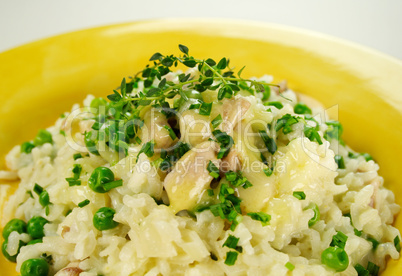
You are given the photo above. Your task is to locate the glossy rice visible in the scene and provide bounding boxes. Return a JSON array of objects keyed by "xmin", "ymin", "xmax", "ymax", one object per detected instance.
[{"xmin": 0, "ymin": 71, "xmax": 400, "ymax": 276}]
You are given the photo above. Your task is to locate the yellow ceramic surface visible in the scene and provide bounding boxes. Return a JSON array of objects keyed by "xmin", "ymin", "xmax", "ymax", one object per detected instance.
[{"xmin": 0, "ymin": 19, "xmax": 401, "ymax": 275}]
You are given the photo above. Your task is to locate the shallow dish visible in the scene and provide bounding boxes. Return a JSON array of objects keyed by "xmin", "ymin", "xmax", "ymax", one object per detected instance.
[{"xmin": 0, "ymin": 18, "xmax": 401, "ymax": 275}]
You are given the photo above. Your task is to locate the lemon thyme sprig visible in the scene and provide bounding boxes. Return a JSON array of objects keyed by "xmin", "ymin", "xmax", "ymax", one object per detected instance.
[
  {"xmin": 128, "ymin": 44, "xmax": 279, "ymax": 103},
  {"xmin": 86, "ymin": 45, "xmax": 281, "ymax": 164},
  {"xmin": 106, "ymin": 44, "xmax": 280, "ymax": 118}
]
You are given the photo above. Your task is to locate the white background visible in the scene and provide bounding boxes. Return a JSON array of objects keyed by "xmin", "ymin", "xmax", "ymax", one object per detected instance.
[{"xmin": 0, "ymin": 0, "xmax": 401, "ymax": 60}]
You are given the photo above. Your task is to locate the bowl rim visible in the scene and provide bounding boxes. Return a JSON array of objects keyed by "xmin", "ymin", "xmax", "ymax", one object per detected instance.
[{"xmin": 1, "ymin": 18, "xmax": 401, "ymax": 66}]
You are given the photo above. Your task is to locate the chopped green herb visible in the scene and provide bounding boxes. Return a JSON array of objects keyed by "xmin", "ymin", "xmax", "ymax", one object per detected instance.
[
  {"xmin": 211, "ymin": 114, "xmax": 223, "ymax": 129},
  {"xmin": 207, "ymin": 161, "xmax": 220, "ymax": 179},
  {"xmin": 207, "ymin": 189, "xmax": 214, "ymax": 197},
  {"xmin": 21, "ymin": 142, "xmax": 35, "ymax": 154},
  {"xmin": 367, "ymin": 237, "xmax": 379, "ymax": 250},
  {"xmin": 275, "ymin": 114, "xmax": 299, "ymax": 135},
  {"xmin": 354, "ymin": 228, "xmax": 362, "ymax": 237},
  {"xmin": 223, "ymin": 235, "xmax": 239, "ymax": 249},
  {"xmin": 293, "ymin": 191, "xmax": 306, "ymax": 200},
  {"xmin": 137, "ymin": 141, "xmax": 155, "ymax": 161},
  {"xmin": 73, "ymin": 153, "xmax": 83, "ymax": 160},
  {"xmin": 78, "ymin": 199, "xmax": 90, "ymax": 208},
  {"xmin": 247, "ymin": 212, "xmax": 271, "ymax": 226},
  {"xmin": 361, "ymin": 153, "xmax": 373, "ymax": 161},
  {"xmin": 330, "ymin": 231, "xmax": 348, "ymax": 249},
  {"xmin": 65, "ymin": 178, "xmax": 81, "ymax": 186},
  {"xmin": 304, "ymin": 125, "xmax": 323, "ymax": 145},
  {"xmin": 199, "ymin": 102, "xmax": 212, "ymax": 116},
  {"xmin": 84, "ymin": 131, "xmax": 99, "ymax": 156},
  {"xmin": 72, "ymin": 164, "xmax": 82, "ymax": 179},
  {"xmin": 59, "ymin": 130, "xmax": 66, "ymax": 136},
  {"xmin": 334, "ymin": 155, "xmax": 345, "ymax": 169},
  {"xmin": 394, "ymin": 235, "xmax": 401, "ymax": 252},
  {"xmin": 285, "ymin": 262, "xmax": 295, "ymax": 271},
  {"xmin": 263, "ymin": 167, "xmax": 273, "ymax": 177},
  {"xmin": 225, "ymin": 171, "xmax": 237, "ymax": 181},
  {"xmin": 324, "ymin": 121, "xmax": 343, "ymax": 143},
  {"xmin": 367, "ymin": 261, "xmax": 379, "ymax": 276},
  {"xmin": 225, "ymin": 171, "xmax": 252, "ymax": 189},
  {"xmin": 306, "ymin": 203, "xmax": 320, "ymax": 227},
  {"xmin": 264, "ymin": 101, "xmax": 283, "ymax": 109},
  {"xmin": 134, "ymin": 137, "xmax": 142, "ymax": 144},
  {"xmin": 212, "ymin": 130, "xmax": 234, "ymax": 159},
  {"xmin": 344, "ymin": 213, "xmax": 362, "ymax": 237},
  {"xmin": 159, "ymin": 142, "xmax": 191, "ymax": 171},
  {"xmin": 207, "ymin": 175, "xmax": 248, "ymax": 231},
  {"xmin": 224, "ymin": 251, "xmax": 238, "ymax": 266},
  {"xmin": 209, "ymin": 204, "xmax": 225, "ymax": 219},
  {"xmin": 163, "ymin": 125, "xmax": 177, "ymax": 140},
  {"xmin": 33, "ymin": 183, "xmax": 43, "ymax": 196},
  {"xmin": 294, "ymin": 103, "xmax": 312, "ymax": 115},
  {"xmin": 354, "ymin": 264, "xmax": 369, "ymax": 276},
  {"xmin": 348, "ymin": 152, "xmax": 373, "ymax": 162},
  {"xmin": 189, "ymin": 103, "xmax": 201, "ymax": 110},
  {"xmin": 259, "ymin": 130, "xmax": 277, "ymax": 154}
]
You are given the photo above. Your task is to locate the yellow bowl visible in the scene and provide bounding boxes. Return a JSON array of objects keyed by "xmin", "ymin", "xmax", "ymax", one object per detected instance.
[{"xmin": 0, "ymin": 19, "xmax": 401, "ymax": 275}]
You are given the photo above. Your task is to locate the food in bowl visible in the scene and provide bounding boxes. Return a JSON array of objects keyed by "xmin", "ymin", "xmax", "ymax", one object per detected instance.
[{"xmin": 0, "ymin": 45, "xmax": 400, "ymax": 275}]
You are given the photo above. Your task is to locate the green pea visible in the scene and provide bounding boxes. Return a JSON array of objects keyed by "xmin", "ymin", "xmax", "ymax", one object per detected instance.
[
  {"xmin": 2, "ymin": 219, "xmax": 27, "ymax": 240},
  {"xmin": 90, "ymin": 98, "xmax": 109, "ymax": 114},
  {"xmin": 21, "ymin": 258, "xmax": 49, "ymax": 276},
  {"xmin": 88, "ymin": 167, "xmax": 122, "ymax": 193},
  {"xmin": 39, "ymin": 191, "xmax": 50, "ymax": 207},
  {"xmin": 321, "ymin": 246, "xmax": 349, "ymax": 272},
  {"xmin": 27, "ymin": 239, "xmax": 43, "ymax": 246},
  {"xmin": 93, "ymin": 207, "xmax": 119, "ymax": 231},
  {"xmin": 27, "ymin": 216, "xmax": 48, "ymax": 239},
  {"xmin": 2, "ymin": 240, "xmax": 26, "ymax": 263},
  {"xmin": 33, "ymin": 129, "xmax": 53, "ymax": 146},
  {"xmin": 84, "ymin": 131, "xmax": 100, "ymax": 155}
]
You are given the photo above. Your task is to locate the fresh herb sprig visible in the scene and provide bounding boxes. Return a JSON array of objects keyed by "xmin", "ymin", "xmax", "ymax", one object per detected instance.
[{"xmin": 85, "ymin": 45, "xmax": 279, "ymax": 164}]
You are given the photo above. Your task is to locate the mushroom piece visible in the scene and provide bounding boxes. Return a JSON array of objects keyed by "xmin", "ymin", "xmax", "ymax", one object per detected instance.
[
  {"xmin": 219, "ymin": 98, "xmax": 251, "ymax": 135},
  {"xmin": 220, "ymin": 148, "xmax": 242, "ymax": 173},
  {"xmin": 54, "ymin": 262, "xmax": 83, "ymax": 276},
  {"xmin": 179, "ymin": 109, "xmax": 212, "ymax": 148},
  {"xmin": 164, "ymin": 141, "xmax": 219, "ymax": 213},
  {"xmin": 140, "ymin": 108, "xmax": 175, "ymax": 149}
]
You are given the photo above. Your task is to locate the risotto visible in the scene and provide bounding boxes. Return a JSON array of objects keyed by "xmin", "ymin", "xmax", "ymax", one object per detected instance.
[{"xmin": 0, "ymin": 45, "xmax": 400, "ymax": 276}]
